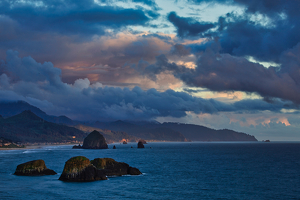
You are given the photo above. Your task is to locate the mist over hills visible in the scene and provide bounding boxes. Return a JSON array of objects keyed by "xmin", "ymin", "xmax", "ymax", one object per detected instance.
[{"xmin": 0, "ymin": 101, "xmax": 258, "ymax": 142}]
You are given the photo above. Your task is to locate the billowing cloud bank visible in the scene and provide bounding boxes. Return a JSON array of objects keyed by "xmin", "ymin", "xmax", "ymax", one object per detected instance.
[
  {"xmin": 0, "ymin": 50, "xmax": 293, "ymax": 121},
  {"xmin": 139, "ymin": 42, "xmax": 300, "ymax": 104}
]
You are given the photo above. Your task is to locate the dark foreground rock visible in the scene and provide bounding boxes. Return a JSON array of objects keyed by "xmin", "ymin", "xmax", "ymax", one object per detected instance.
[
  {"xmin": 58, "ymin": 156, "xmax": 107, "ymax": 182},
  {"xmin": 127, "ymin": 166, "xmax": 142, "ymax": 175},
  {"xmin": 137, "ymin": 141, "xmax": 144, "ymax": 148},
  {"xmin": 91, "ymin": 158, "xmax": 142, "ymax": 176},
  {"xmin": 82, "ymin": 130, "xmax": 108, "ymax": 149},
  {"xmin": 14, "ymin": 160, "xmax": 57, "ymax": 176},
  {"xmin": 59, "ymin": 156, "xmax": 141, "ymax": 182}
]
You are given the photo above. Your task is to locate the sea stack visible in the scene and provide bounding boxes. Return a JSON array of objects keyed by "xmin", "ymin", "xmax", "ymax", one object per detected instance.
[
  {"xmin": 59, "ymin": 156, "xmax": 142, "ymax": 182},
  {"xmin": 137, "ymin": 140, "xmax": 145, "ymax": 148},
  {"xmin": 139, "ymin": 139, "xmax": 147, "ymax": 144},
  {"xmin": 14, "ymin": 160, "xmax": 57, "ymax": 176},
  {"xmin": 82, "ymin": 130, "xmax": 108, "ymax": 149},
  {"xmin": 58, "ymin": 156, "xmax": 107, "ymax": 182},
  {"xmin": 91, "ymin": 158, "xmax": 142, "ymax": 176}
]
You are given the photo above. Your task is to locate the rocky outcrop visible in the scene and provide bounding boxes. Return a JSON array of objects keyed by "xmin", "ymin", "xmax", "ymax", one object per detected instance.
[
  {"xmin": 128, "ymin": 166, "xmax": 142, "ymax": 175},
  {"xmin": 58, "ymin": 156, "xmax": 107, "ymax": 182},
  {"xmin": 72, "ymin": 144, "xmax": 82, "ymax": 149},
  {"xmin": 137, "ymin": 141, "xmax": 144, "ymax": 148},
  {"xmin": 82, "ymin": 130, "xmax": 108, "ymax": 149},
  {"xmin": 91, "ymin": 158, "xmax": 141, "ymax": 176},
  {"xmin": 139, "ymin": 139, "xmax": 147, "ymax": 144},
  {"xmin": 59, "ymin": 156, "xmax": 141, "ymax": 182},
  {"xmin": 14, "ymin": 160, "xmax": 57, "ymax": 176}
]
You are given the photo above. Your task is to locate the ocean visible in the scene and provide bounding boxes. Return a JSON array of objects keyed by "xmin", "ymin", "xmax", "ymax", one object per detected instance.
[{"xmin": 0, "ymin": 142, "xmax": 299, "ymax": 200}]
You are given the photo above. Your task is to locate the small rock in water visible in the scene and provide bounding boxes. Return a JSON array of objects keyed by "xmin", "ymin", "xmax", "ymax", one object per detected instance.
[
  {"xmin": 113, "ymin": 145, "xmax": 116, "ymax": 149},
  {"xmin": 14, "ymin": 160, "xmax": 57, "ymax": 176},
  {"xmin": 72, "ymin": 144, "xmax": 82, "ymax": 149},
  {"xmin": 127, "ymin": 167, "xmax": 142, "ymax": 175},
  {"xmin": 137, "ymin": 141, "xmax": 144, "ymax": 148}
]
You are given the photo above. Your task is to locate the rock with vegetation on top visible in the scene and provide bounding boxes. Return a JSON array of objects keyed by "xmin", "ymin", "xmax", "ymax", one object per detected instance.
[
  {"xmin": 137, "ymin": 141, "xmax": 145, "ymax": 148},
  {"xmin": 82, "ymin": 130, "xmax": 108, "ymax": 149},
  {"xmin": 58, "ymin": 156, "xmax": 107, "ymax": 182},
  {"xmin": 14, "ymin": 160, "xmax": 57, "ymax": 176},
  {"xmin": 59, "ymin": 156, "xmax": 141, "ymax": 182},
  {"xmin": 91, "ymin": 158, "xmax": 142, "ymax": 176}
]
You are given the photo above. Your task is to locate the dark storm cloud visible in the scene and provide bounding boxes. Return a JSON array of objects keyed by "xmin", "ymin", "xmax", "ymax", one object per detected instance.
[
  {"xmin": 135, "ymin": 54, "xmax": 189, "ymax": 81},
  {"xmin": 234, "ymin": 0, "xmax": 300, "ymax": 17},
  {"xmin": 170, "ymin": 44, "xmax": 191, "ymax": 57},
  {"xmin": 169, "ymin": 0, "xmax": 300, "ymax": 63},
  {"xmin": 0, "ymin": 12, "xmax": 174, "ymax": 86},
  {"xmin": 167, "ymin": 12, "xmax": 215, "ymax": 37},
  {"xmin": 0, "ymin": 0, "xmax": 158, "ymax": 36},
  {"xmin": 183, "ymin": 88, "xmax": 208, "ymax": 93},
  {"xmin": 216, "ymin": 12, "xmax": 300, "ymax": 63},
  {"xmin": 132, "ymin": 0, "xmax": 158, "ymax": 8},
  {"xmin": 138, "ymin": 41, "xmax": 300, "ymax": 104},
  {"xmin": 0, "ymin": 50, "xmax": 291, "ymax": 121}
]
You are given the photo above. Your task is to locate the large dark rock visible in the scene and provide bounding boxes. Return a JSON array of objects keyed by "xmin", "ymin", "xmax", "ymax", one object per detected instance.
[
  {"xmin": 82, "ymin": 130, "xmax": 108, "ymax": 149},
  {"xmin": 91, "ymin": 158, "xmax": 142, "ymax": 176},
  {"xmin": 139, "ymin": 139, "xmax": 147, "ymax": 144},
  {"xmin": 14, "ymin": 160, "xmax": 57, "ymax": 176},
  {"xmin": 91, "ymin": 158, "xmax": 130, "ymax": 176},
  {"xmin": 59, "ymin": 156, "xmax": 107, "ymax": 182},
  {"xmin": 127, "ymin": 167, "xmax": 142, "ymax": 175},
  {"xmin": 137, "ymin": 141, "xmax": 144, "ymax": 148},
  {"xmin": 59, "ymin": 156, "xmax": 142, "ymax": 181}
]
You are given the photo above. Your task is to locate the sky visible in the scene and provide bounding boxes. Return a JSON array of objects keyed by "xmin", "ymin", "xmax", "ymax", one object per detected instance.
[{"xmin": 1, "ymin": 0, "xmax": 300, "ymax": 140}]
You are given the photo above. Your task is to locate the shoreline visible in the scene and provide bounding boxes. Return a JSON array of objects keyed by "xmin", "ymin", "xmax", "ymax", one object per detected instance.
[
  {"xmin": 0, "ymin": 143, "xmax": 77, "ymax": 151},
  {"xmin": 1, "ymin": 141, "xmax": 298, "ymax": 151}
]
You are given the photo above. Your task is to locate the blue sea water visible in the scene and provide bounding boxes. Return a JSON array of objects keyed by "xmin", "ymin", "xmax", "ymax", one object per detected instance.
[{"xmin": 0, "ymin": 142, "xmax": 300, "ymax": 200}]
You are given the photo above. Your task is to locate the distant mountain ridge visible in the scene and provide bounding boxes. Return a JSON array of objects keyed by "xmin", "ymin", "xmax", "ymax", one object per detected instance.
[
  {"xmin": 0, "ymin": 100, "xmax": 258, "ymax": 142},
  {"xmin": 159, "ymin": 122, "xmax": 257, "ymax": 141},
  {"xmin": 90, "ymin": 120, "xmax": 257, "ymax": 142},
  {"xmin": 92, "ymin": 120, "xmax": 187, "ymax": 141},
  {"xmin": 0, "ymin": 110, "xmax": 86, "ymax": 143},
  {"xmin": 0, "ymin": 101, "xmax": 76, "ymax": 125}
]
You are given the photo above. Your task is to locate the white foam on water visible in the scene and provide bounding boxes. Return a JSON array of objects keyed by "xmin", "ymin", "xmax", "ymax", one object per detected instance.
[{"xmin": 22, "ymin": 150, "xmax": 39, "ymax": 154}]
